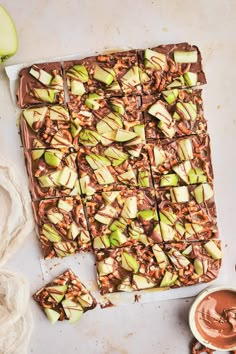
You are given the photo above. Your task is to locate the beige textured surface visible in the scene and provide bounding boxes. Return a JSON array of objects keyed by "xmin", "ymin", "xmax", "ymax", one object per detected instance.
[{"xmin": 0, "ymin": 0, "xmax": 236, "ymax": 353}]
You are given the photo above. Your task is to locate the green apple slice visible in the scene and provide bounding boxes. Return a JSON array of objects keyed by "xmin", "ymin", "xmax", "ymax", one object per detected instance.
[
  {"xmin": 38, "ymin": 170, "xmax": 61, "ymax": 188},
  {"xmin": 79, "ymin": 175, "xmax": 96, "ymax": 196},
  {"xmin": 67, "ymin": 64, "xmax": 88, "ymax": 82},
  {"xmin": 137, "ymin": 209, "xmax": 158, "ymax": 221},
  {"xmin": 94, "ymin": 167, "xmax": 114, "ymax": 185},
  {"xmin": 148, "ymin": 101, "xmax": 172, "ymax": 125},
  {"xmin": 44, "ymin": 308, "xmax": 60, "ymax": 324},
  {"xmin": 160, "ymin": 222, "xmax": 175, "ymax": 241},
  {"xmin": 85, "ymin": 154, "xmax": 111, "ymax": 170},
  {"xmin": 117, "ymin": 167, "xmax": 137, "ymax": 186},
  {"xmin": 174, "ymin": 51, "xmax": 198, "ymax": 63},
  {"xmin": 101, "ymin": 191, "xmax": 120, "ymax": 204},
  {"xmin": 31, "ymin": 88, "xmax": 57, "ymax": 103},
  {"xmin": 162, "ymin": 89, "xmax": 179, "ymax": 104},
  {"xmin": 117, "ymin": 277, "xmax": 133, "ymax": 292},
  {"xmin": 42, "ymin": 224, "xmax": 61, "ymax": 242},
  {"xmin": 77, "ymin": 293, "xmax": 94, "ymax": 308},
  {"xmin": 177, "ymin": 138, "xmax": 193, "ymax": 160},
  {"xmin": 132, "ymin": 275, "xmax": 155, "ymax": 290},
  {"xmin": 167, "ymin": 248, "xmax": 190, "ymax": 268},
  {"xmin": 62, "ymin": 300, "xmax": 84, "ymax": 324},
  {"xmin": 79, "ymin": 129, "xmax": 101, "ymax": 146},
  {"xmin": 184, "ymin": 72, "xmax": 197, "ymax": 87},
  {"xmin": 138, "ymin": 170, "xmax": 150, "ymax": 187},
  {"xmin": 94, "ymin": 65, "xmax": 115, "ymax": 85},
  {"xmin": 204, "ymin": 241, "xmax": 223, "ymax": 260},
  {"xmin": 176, "ymin": 101, "xmax": 197, "ymax": 121},
  {"xmin": 172, "ymin": 161, "xmax": 192, "ymax": 184},
  {"xmin": 121, "ymin": 252, "xmax": 139, "ymax": 272},
  {"xmin": 94, "ymin": 205, "xmax": 117, "ymax": 224},
  {"xmin": 46, "ymin": 285, "xmax": 68, "ymax": 303},
  {"xmin": 44, "ymin": 150, "xmax": 63, "ymax": 167},
  {"xmin": 191, "ymin": 183, "xmax": 214, "ymax": 203},
  {"xmin": 58, "ymin": 199, "xmax": 73, "ymax": 212},
  {"xmin": 121, "ymin": 196, "xmax": 137, "ymax": 219},
  {"xmin": 114, "ymin": 129, "xmax": 137, "ymax": 142},
  {"xmin": 93, "ymin": 235, "xmax": 110, "ymax": 249},
  {"xmin": 153, "ymin": 146, "xmax": 166, "ymax": 166},
  {"xmin": 98, "ymin": 257, "xmax": 115, "ymax": 276},
  {"xmin": 49, "ymin": 106, "xmax": 69, "ymax": 121},
  {"xmin": 194, "ymin": 258, "xmax": 204, "ymax": 276},
  {"xmin": 71, "ymin": 80, "xmax": 86, "ymax": 96},
  {"xmin": 29, "ymin": 65, "xmax": 53, "ymax": 86},
  {"xmin": 152, "ymin": 244, "xmax": 169, "ymax": 269},
  {"xmin": 158, "ymin": 121, "xmax": 175, "ymax": 138},
  {"xmin": 54, "ymin": 241, "xmax": 77, "ymax": 257},
  {"xmin": 160, "ymin": 174, "xmax": 179, "ymax": 187},
  {"xmin": 0, "ymin": 5, "xmax": 18, "ymax": 63},
  {"xmin": 109, "ymin": 217, "xmax": 127, "ymax": 232},
  {"xmin": 96, "ymin": 112, "xmax": 123, "ymax": 134},
  {"xmin": 58, "ymin": 166, "xmax": 77, "ymax": 189},
  {"xmin": 109, "ymin": 98, "xmax": 125, "ymax": 115},
  {"xmin": 32, "ymin": 150, "xmax": 45, "ymax": 160},
  {"xmin": 144, "ymin": 49, "xmax": 166, "ymax": 70},
  {"xmin": 47, "ymin": 209, "xmax": 63, "ymax": 224},
  {"xmin": 121, "ymin": 66, "xmax": 140, "ymax": 88},
  {"xmin": 23, "ymin": 106, "xmax": 47, "ymax": 130},
  {"xmin": 67, "ymin": 222, "xmax": 80, "ymax": 239},
  {"xmin": 170, "ymin": 186, "xmax": 190, "ymax": 203},
  {"xmin": 110, "ymin": 230, "xmax": 128, "ymax": 247},
  {"xmin": 167, "ymin": 75, "xmax": 185, "ymax": 89},
  {"xmin": 159, "ymin": 210, "xmax": 177, "ymax": 225},
  {"xmin": 160, "ymin": 271, "xmax": 178, "ymax": 287},
  {"xmin": 50, "ymin": 75, "xmax": 64, "ymax": 90}
]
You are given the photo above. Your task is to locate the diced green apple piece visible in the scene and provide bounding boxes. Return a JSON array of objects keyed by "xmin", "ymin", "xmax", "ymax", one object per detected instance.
[
  {"xmin": 121, "ymin": 196, "xmax": 137, "ymax": 219},
  {"xmin": 100, "ymin": 130, "xmax": 117, "ymax": 146},
  {"xmin": 176, "ymin": 102, "xmax": 197, "ymax": 121},
  {"xmin": 204, "ymin": 241, "xmax": 223, "ymax": 260},
  {"xmin": 121, "ymin": 252, "xmax": 139, "ymax": 272},
  {"xmin": 67, "ymin": 222, "xmax": 80, "ymax": 239},
  {"xmin": 128, "ymin": 223, "xmax": 144, "ymax": 240},
  {"xmin": 96, "ymin": 112, "xmax": 123, "ymax": 134},
  {"xmin": 44, "ymin": 308, "xmax": 60, "ymax": 324},
  {"xmin": 32, "ymin": 149, "xmax": 45, "ymax": 160},
  {"xmin": 58, "ymin": 199, "xmax": 73, "ymax": 212},
  {"xmin": 173, "ymin": 112, "xmax": 181, "ymax": 120},
  {"xmin": 153, "ymin": 146, "xmax": 166, "ymax": 166},
  {"xmin": 109, "ymin": 98, "xmax": 125, "ymax": 115},
  {"xmin": 46, "ymin": 285, "xmax": 67, "ymax": 303},
  {"xmin": 58, "ymin": 166, "xmax": 77, "ymax": 189},
  {"xmin": 133, "ymin": 275, "xmax": 155, "ymax": 290},
  {"xmin": 110, "ymin": 230, "xmax": 128, "ymax": 247},
  {"xmin": 144, "ymin": 49, "xmax": 166, "ymax": 70},
  {"xmin": 117, "ymin": 167, "xmax": 137, "ymax": 186},
  {"xmin": 93, "ymin": 235, "xmax": 110, "ymax": 249},
  {"xmin": 54, "ymin": 241, "xmax": 77, "ymax": 257},
  {"xmin": 137, "ymin": 209, "xmax": 158, "ymax": 221},
  {"xmin": 148, "ymin": 101, "xmax": 172, "ymax": 125},
  {"xmin": 23, "ymin": 106, "xmax": 47, "ymax": 130},
  {"xmin": 109, "ymin": 217, "xmax": 127, "ymax": 232},
  {"xmin": 50, "ymin": 75, "xmax": 63, "ymax": 90},
  {"xmin": 192, "ymin": 183, "xmax": 214, "ymax": 203},
  {"xmin": 38, "ymin": 170, "xmax": 61, "ymax": 188},
  {"xmin": 117, "ymin": 277, "xmax": 133, "ymax": 292},
  {"xmin": 79, "ymin": 175, "xmax": 96, "ymax": 196},
  {"xmin": 121, "ymin": 66, "xmax": 140, "ymax": 88},
  {"xmin": 162, "ymin": 89, "xmax": 179, "ymax": 104},
  {"xmin": 170, "ymin": 186, "xmax": 190, "ymax": 203},
  {"xmin": 167, "ymin": 76, "xmax": 185, "ymax": 89},
  {"xmin": 160, "ymin": 210, "xmax": 177, "ymax": 225},
  {"xmin": 160, "ymin": 174, "xmax": 179, "ymax": 187},
  {"xmin": 29, "ymin": 66, "xmax": 52, "ymax": 85},
  {"xmin": 174, "ymin": 50, "xmax": 198, "ymax": 63},
  {"xmin": 177, "ymin": 138, "xmax": 194, "ymax": 160},
  {"xmin": 71, "ymin": 64, "xmax": 89, "ymax": 82},
  {"xmin": 184, "ymin": 72, "xmax": 197, "ymax": 87},
  {"xmin": 47, "ymin": 210, "xmax": 63, "ymax": 224},
  {"xmin": 0, "ymin": 5, "xmax": 18, "ymax": 63},
  {"xmin": 134, "ymin": 124, "xmax": 146, "ymax": 143},
  {"xmin": 175, "ymin": 222, "xmax": 185, "ymax": 236},
  {"xmin": 106, "ymin": 81, "xmax": 121, "ymax": 92},
  {"xmin": 86, "ymin": 154, "xmax": 111, "ymax": 170},
  {"xmin": 94, "ymin": 205, "xmax": 117, "ymax": 224},
  {"xmin": 85, "ymin": 93, "xmax": 102, "ymax": 110},
  {"xmin": 93, "ymin": 65, "xmax": 115, "ymax": 85},
  {"xmin": 151, "ymin": 224, "xmax": 162, "ymax": 243},
  {"xmin": 50, "ymin": 132, "xmax": 73, "ymax": 148},
  {"xmin": 32, "ymin": 139, "xmax": 45, "ymax": 149},
  {"xmin": 188, "ymin": 173, "xmax": 207, "ymax": 184},
  {"xmin": 49, "ymin": 106, "xmax": 69, "ymax": 121},
  {"xmin": 114, "ymin": 129, "xmax": 137, "ymax": 142},
  {"xmin": 101, "ymin": 191, "xmax": 120, "ymax": 204},
  {"xmin": 160, "ymin": 271, "xmax": 178, "ymax": 287},
  {"xmin": 98, "ymin": 257, "xmax": 115, "ymax": 276},
  {"xmin": 62, "ymin": 299, "xmax": 84, "ymax": 324},
  {"xmin": 42, "ymin": 224, "xmax": 61, "ymax": 242},
  {"xmin": 31, "ymin": 88, "xmax": 56, "ymax": 103},
  {"xmin": 44, "ymin": 150, "xmax": 63, "ymax": 167},
  {"xmin": 194, "ymin": 258, "xmax": 204, "ymax": 276},
  {"xmin": 160, "ymin": 221, "xmax": 175, "ymax": 241},
  {"xmin": 173, "ymin": 161, "xmax": 192, "ymax": 184},
  {"xmin": 138, "ymin": 67, "xmax": 150, "ymax": 83},
  {"xmin": 158, "ymin": 121, "xmax": 176, "ymax": 138},
  {"xmin": 168, "ymin": 248, "xmax": 190, "ymax": 268},
  {"xmin": 152, "ymin": 244, "xmax": 169, "ymax": 269},
  {"xmin": 94, "ymin": 167, "xmax": 114, "ymax": 185},
  {"xmin": 71, "ymin": 80, "xmax": 86, "ymax": 96},
  {"xmin": 77, "ymin": 293, "xmax": 94, "ymax": 308},
  {"xmin": 79, "ymin": 129, "xmax": 101, "ymax": 146}
]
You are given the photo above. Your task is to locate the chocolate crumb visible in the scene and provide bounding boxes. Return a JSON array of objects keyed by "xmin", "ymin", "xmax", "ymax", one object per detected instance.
[
  {"xmin": 100, "ymin": 299, "xmax": 115, "ymax": 309},
  {"xmin": 134, "ymin": 295, "xmax": 141, "ymax": 303}
]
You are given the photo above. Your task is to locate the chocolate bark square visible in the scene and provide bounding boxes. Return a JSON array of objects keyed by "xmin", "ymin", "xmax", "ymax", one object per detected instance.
[
  {"xmin": 77, "ymin": 144, "xmax": 152, "ymax": 195},
  {"xmin": 20, "ymin": 105, "xmax": 76, "ymax": 150},
  {"xmin": 96, "ymin": 240, "xmax": 222, "ymax": 294},
  {"xmin": 33, "ymin": 269, "xmax": 96, "ymax": 323},
  {"xmin": 17, "ymin": 62, "xmax": 65, "ymax": 108},
  {"xmin": 32, "ymin": 196, "xmax": 91, "ymax": 258},
  {"xmin": 142, "ymin": 89, "xmax": 207, "ymax": 139},
  {"xmin": 85, "ymin": 189, "xmax": 161, "ymax": 249},
  {"xmin": 64, "ymin": 50, "xmax": 141, "ymax": 103},
  {"xmin": 138, "ymin": 42, "xmax": 206, "ymax": 95},
  {"xmin": 24, "ymin": 148, "xmax": 80, "ymax": 200},
  {"xmin": 146, "ymin": 135, "xmax": 213, "ymax": 188}
]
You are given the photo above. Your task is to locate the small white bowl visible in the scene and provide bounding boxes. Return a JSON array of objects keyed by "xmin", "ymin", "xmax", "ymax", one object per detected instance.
[{"xmin": 189, "ymin": 286, "xmax": 236, "ymax": 352}]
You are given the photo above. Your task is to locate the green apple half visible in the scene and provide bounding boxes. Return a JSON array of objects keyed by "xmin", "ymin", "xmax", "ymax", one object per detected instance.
[{"xmin": 0, "ymin": 5, "xmax": 18, "ymax": 63}]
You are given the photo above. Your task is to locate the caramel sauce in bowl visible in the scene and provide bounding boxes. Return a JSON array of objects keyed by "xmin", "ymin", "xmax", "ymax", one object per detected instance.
[{"xmin": 189, "ymin": 286, "xmax": 236, "ymax": 351}]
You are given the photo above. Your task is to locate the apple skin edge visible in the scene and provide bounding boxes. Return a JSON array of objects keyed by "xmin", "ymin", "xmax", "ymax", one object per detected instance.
[{"xmin": 0, "ymin": 5, "xmax": 18, "ymax": 63}]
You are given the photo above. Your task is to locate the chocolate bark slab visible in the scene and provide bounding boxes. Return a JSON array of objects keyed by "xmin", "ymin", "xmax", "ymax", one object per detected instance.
[
  {"xmin": 138, "ymin": 42, "xmax": 207, "ymax": 95},
  {"xmin": 20, "ymin": 105, "xmax": 76, "ymax": 150},
  {"xmin": 24, "ymin": 148, "xmax": 80, "ymax": 200},
  {"xmin": 64, "ymin": 50, "xmax": 141, "ymax": 103},
  {"xmin": 142, "ymin": 89, "xmax": 207, "ymax": 139},
  {"xmin": 96, "ymin": 240, "xmax": 222, "ymax": 294},
  {"xmin": 77, "ymin": 144, "xmax": 152, "ymax": 195},
  {"xmin": 146, "ymin": 135, "xmax": 213, "ymax": 188},
  {"xmin": 68, "ymin": 95, "xmax": 144, "ymax": 149},
  {"xmin": 157, "ymin": 199, "xmax": 218, "ymax": 242},
  {"xmin": 33, "ymin": 269, "xmax": 97, "ymax": 324},
  {"xmin": 17, "ymin": 62, "xmax": 65, "ymax": 108},
  {"xmin": 155, "ymin": 183, "xmax": 217, "ymax": 242},
  {"xmin": 85, "ymin": 189, "xmax": 161, "ymax": 249},
  {"xmin": 32, "ymin": 196, "xmax": 91, "ymax": 259}
]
